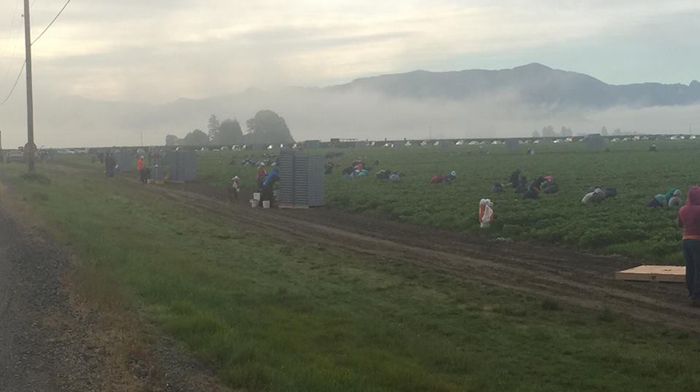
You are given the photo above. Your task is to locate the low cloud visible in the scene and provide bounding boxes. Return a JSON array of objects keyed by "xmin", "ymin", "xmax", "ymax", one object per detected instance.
[{"xmin": 0, "ymin": 87, "xmax": 698, "ymax": 148}]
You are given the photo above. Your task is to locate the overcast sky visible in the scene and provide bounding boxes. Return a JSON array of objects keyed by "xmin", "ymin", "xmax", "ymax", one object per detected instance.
[{"xmin": 0, "ymin": 0, "xmax": 699, "ymax": 104}]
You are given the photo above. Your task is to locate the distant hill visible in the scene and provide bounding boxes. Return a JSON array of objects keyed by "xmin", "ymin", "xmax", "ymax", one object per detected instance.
[
  {"xmin": 328, "ymin": 63, "xmax": 700, "ymax": 108},
  {"xmin": 3, "ymin": 63, "xmax": 699, "ymax": 148}
]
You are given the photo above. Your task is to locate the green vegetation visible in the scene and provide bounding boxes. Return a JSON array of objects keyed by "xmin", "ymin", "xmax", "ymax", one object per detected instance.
[
  {"xmin": 197, "ymin": 141, "xmax": 700, "ymax": 263},
  {"xmin": 3, "ymin": 162, "xmax": 700, "ymax": 391}
]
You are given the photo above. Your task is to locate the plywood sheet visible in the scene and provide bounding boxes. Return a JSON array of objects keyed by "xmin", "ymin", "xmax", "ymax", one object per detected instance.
[{"xmin": 615, "ymin": 265, "xmax": 685, "ymax": 283}]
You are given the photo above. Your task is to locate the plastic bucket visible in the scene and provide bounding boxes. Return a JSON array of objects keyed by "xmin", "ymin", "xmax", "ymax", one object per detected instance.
[
  {"xmin": 253, "ymin": 193, "xmax": 261, "ymax": 201},
  {"xmin": 262, "ymin": 200, "xmax": 270, "ymax": 209},
  {"xmin": 250, "ymin": 199, "xmax": 257, "ymax": 208}
]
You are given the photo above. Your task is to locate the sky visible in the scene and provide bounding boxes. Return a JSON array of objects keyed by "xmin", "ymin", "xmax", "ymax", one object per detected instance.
[
  {"xmin": 0, "ymin": 0, "xmax": 699, "ymax": 147},
  {"xmin": 0, "ymin": 0, "xmax": 699, "ymax": 104}
]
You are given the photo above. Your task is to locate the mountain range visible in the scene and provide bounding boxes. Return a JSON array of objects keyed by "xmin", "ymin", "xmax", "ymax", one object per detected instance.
[
  {"xmin": 2, "ymin": 63, "xmax": 699, "ymax": 148},
  {"xmin": 328, "ymin": 63, "xmax": 700, "ymax": 108}
]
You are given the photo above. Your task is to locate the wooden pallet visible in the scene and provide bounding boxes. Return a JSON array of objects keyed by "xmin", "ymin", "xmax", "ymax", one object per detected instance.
[{"xmin": 615, "ymin": 265, "xmax": 685, "ymax": 283}]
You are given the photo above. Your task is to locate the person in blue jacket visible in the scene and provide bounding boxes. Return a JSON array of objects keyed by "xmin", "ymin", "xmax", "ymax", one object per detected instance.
[{"xmin": 260, "ymin": 167, "xmax": 280, "ymax": 207}]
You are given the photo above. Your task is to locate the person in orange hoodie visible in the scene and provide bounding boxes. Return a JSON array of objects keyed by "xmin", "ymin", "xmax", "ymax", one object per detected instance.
[
  {"xmin": 678, "ymin": 186, "xmax": 700, "ymax": 306},
  {"xmin": 137, "ymin": 156, "xmax": 147, "ymax": 183}
]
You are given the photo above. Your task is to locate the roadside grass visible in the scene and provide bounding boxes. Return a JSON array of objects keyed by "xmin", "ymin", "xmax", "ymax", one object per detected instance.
[{"xmin": 3, "ymin": 162, "xmax": 700, "ymax": 391}]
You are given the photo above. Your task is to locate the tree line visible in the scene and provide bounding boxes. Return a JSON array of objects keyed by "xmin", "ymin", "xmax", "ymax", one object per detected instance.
[{"xmin": 166, "ymin": 110, "xmax": 295, "ymax": 146}]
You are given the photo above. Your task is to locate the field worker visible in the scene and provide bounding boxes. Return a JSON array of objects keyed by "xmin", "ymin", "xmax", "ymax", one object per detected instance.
[
  {"xmin": 669, "ymin": 189, "xmax": 683, "ymax": 207},
  {"xmin": 582, "ymin": 188, "xmax": 606, "ymax": 204},
  {"xmin": 228, "ymin": 176, "xmax": 240, "ymax": 201},
  {"xmin": 522, "ymin": 186, "xmax": 540, "ymax": 199},
  {"xmin": 260, "ymin": 168, "xmax": 280, "ymax": 207},
  {"xmin": 137, "ymin": 156, "xmax": 146, "ymax": 183},
  {"xmin": 677, "ymin": 186, "xmax": 700, "ymax": 306},
  {"xmin": 646, "ymin": 194, "xmax": 667, "ymax": 208},
  {"xmin": 479, "ymin": 199, "xmax": 494, "ymax": 228},
  {"xmin": 256, "ymin": 163, "xmax": 267, "ymax": 189},
  {"xmin": 507, "ymin": 170, "xmax": 521, "ymax": 188},
  {"xmin": 429, "ymin": 174, "xmax": 444, "ymax": 184},
  {"xmin": 515, "ymin": 176, "xmax": 528, "ymax": 194},
  {"xmin": 389, "ymin": 172, "xmax": 401, "ymax": 181},
  {"xmin": 105, "ymin": 152, "xmax": 116, "ymax": 178},
  {"xmin": 665, "ymin": 188, "xmax": 680, "ymax": 203}
]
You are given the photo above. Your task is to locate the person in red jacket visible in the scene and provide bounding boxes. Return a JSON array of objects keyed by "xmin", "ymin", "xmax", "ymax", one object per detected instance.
[
  {"xmin": 678, "ymin": 186, "xmax": 700, "ymax": 306},
  {"xmin": 137, "ymin": 156, "xmax": 147, "ymax": 183}
]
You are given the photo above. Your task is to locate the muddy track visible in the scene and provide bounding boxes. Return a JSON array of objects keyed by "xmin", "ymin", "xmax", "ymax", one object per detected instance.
[{"xmin": 115, "ymin": 177, "xmax": 698, "ymax": 333}]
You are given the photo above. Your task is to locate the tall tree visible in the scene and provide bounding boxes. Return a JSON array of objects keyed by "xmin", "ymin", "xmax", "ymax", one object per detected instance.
[
  {"xmin": 208, "ymin": 114, "xmax": 221, "ymax": 142},
  {"xmin": 165, "ymin": 134, "xmax": 179, "ymax": 146},
  {"xmin": 215, "ymin": 119, "xmax": 243, "ymax": 145},
  {"xmin": 183, "ymin": 129, "xmax": 209, "ymax": 146},
  {"xmin": 245, "ymin": 110, "xmax": 295, "ymax": 144},
  {"xmin": 541, "ymin": 125, "xmax": 556, "ymax": 137}
]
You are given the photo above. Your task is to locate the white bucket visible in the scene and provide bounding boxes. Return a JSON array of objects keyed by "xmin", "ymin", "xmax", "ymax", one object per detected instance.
[
  {"xmin": 262, "ymin": 200, "xmax": 270, "ymax": 209},
  {"xmin": 250, "ymin": 199, "xmax": 257, "ymax": 208},
  {"xmin": 253, "ymin": 193, "xmax": 261, "ymax": 201}
]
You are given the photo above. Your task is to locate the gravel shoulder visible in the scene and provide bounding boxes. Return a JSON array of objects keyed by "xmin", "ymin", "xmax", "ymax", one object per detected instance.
[{"xmin": 0, "ymin": 186, "xmax": 231, "ymax": 392}]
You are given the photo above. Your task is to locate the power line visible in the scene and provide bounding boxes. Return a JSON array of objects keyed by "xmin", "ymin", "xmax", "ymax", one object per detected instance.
[
  {"xmin": 0, "ymin": 60, "xmax": 26, "ymax": 107},
  {"xmin": 31, "ymin": 0, "xmax": 72, "ymax": 46}
]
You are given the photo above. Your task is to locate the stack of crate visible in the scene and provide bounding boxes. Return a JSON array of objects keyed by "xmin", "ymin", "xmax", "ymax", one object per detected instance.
[
  {"xmin": 279, "ymin": 149, "xmax": 324, "ymax": 208},
  {"xmin": 168, "ymin": 151, "xmax": 198, "ymax": 182}
]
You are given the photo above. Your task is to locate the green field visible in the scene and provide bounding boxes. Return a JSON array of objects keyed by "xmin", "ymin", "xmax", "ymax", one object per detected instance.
[
  {"xmin": 3, "ymin": 162, "xmax": 700, "ymax": 391},
  {"xmin": 197, "ymin": 140, "xmax": 700, "ymax": 263}
]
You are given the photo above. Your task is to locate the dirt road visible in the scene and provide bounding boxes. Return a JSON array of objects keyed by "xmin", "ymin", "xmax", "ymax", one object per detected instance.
[
  {"xmin": 160, "ymin": 180, "xmax": 699, "ymax": 332},
  {"xmin": 0, "ymin": 194, "xmax": 231, "ymax": 392},
  {"xmin": 0, "ymin": 206, "xmax": 105, "ymax": 391}
]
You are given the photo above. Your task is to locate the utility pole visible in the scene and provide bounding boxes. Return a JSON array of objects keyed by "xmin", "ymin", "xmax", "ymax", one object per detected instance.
[{"xmin": 23, "ymin": 0, "xmax": 36, "ymax": 172}]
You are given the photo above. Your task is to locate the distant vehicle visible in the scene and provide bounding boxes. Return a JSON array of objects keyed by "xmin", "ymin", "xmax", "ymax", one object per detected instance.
[
  {"xmin": 420, "ymin": 141, "xmax": 428, "ymax": 146},
  {"xmin": 200, "ymin": 147, "xmax": 209, "ymax": 152},
  {"xmin": 553, "ymin": 139, "xmax": 562, "ymax": 144},
  {"xmin": 691, "ymin": 136, "xmax": 697, "ymax": 140},
  {"xmin": 57, "ymin": 149, "xmax": 75, "ymax": 154},
  {"xmin": 267, "ymin": 145, "xmax": 274, "ymax": 150},
  {"xmin": 433, "ymin": 141, "xmax": 440, "ymax": 146},
  {"xmin": 383, "ymin": 143, "xmax": 394, "ymax": 148},
  {"xmin": 533, "ymin": 140, "xmax": 541, "ymax": 144},
  {"xmin": 468, "ymin": 141, "xmax": 479, "ymax": 145},
  {"xmin": 370, "ymin": 141, "xmax": 376, "ymax": 147},
  {"xmin": 405, "ymin": 141, "xmax": 412, "ymax": 147},
  {"xmin": 220, "ymin": 146, "xmax": 229, "ymax": 151},
  {"xmin": 455, "ymin": 140, "xmax": 464, "ymax": 146},
  {"xmin": 491, "ymin": 140, "xmax": 500, "ymax": 145}
]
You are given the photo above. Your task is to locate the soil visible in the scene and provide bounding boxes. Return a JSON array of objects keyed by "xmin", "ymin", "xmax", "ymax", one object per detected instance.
[{"xmin": 160, "ymin": 179, "xmax": 699, "ymax": 332}]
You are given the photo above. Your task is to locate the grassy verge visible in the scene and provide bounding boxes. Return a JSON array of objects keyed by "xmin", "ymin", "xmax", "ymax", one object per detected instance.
[{"xmin": 3, "ymin": 162, "xmax": 700, "ymax": 392}]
